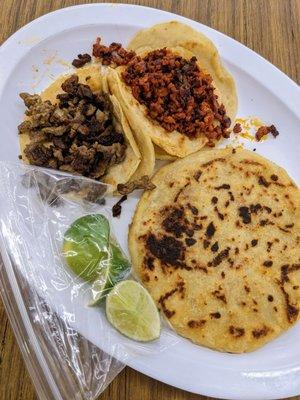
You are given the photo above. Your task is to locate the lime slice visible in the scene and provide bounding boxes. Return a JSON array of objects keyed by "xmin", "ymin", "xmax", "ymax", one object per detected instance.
[
  {"xmin": 89, "ymin": 243, "xmax": 131, "ymax": 306},
  {"xmin": 63, "ymin": 214, "xmax": 110, "ymax": 282},
  {"xmin": 106, "ymin": 280, "xmax": 161, "ymax": 341}
]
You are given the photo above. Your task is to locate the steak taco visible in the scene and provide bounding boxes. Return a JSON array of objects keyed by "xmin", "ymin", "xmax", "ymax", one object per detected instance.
[{"xmin": 18, "ymin": 65, "xmax": 152, "ymax": 189}]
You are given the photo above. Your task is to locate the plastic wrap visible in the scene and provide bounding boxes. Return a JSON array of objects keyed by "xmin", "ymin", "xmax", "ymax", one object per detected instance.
[{"xmin": 0, "ymin": 162, "xmax": 177, "ymax": 400}]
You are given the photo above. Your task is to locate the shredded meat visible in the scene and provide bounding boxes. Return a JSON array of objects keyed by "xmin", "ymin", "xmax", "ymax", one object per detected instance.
[
  {"xmin": 117, "ymin": 175, "xmax": 156, "ymax": 195},
  {"xmin": 255, "ymin": 124, "xmax": 280, "ymax": 141},
  {"xmin": 112, "ymin": 195, "xmax": 127, "ymax": 217},
  {"xmin": 92, "ymin": 38, "xmax": 135, "ymax": 66},
  {"xmin": 72, "ymin": 53, "xmax": 92, "ymax": 68},
  {"xmin": 18, "ymin": 75, "xmax": 127, "ymax": 179},
  {"xmin": 121, "ymin": 48, "xmax": 231, "ymax": 145}
]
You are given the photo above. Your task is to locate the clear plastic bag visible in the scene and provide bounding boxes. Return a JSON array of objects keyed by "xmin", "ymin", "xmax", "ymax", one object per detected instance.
[{"xmin": 0, "ymin": 162, "xmax": 177, "ymax": 400}]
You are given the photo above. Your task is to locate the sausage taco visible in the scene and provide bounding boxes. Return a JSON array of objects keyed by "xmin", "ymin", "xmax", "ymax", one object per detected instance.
[{"xmin": 104, "ymin": 21, "xmax": 237, "ymax": 158}]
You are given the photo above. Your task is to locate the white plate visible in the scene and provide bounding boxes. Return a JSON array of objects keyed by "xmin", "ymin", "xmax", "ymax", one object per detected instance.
[{"xmin": 0, "ymin": 4, "xmax": 299, "ymax": 400}]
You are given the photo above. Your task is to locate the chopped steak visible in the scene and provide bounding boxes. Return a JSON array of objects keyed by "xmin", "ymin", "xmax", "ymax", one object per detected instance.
[
  {"xmin": 24, "ymin": 142, "xmax": 54, "ymax": 167},
  {"xmin": 117, "ymin": 175, "xmax": 156, "ymax": 195},
  {"xmin": 18, "ymin": 75, "xmax": 127, "ymax": 180},
  {"xmin": 72, "ymin": 53, "xmax": 92, "ymax": 68},
  {"xmin": 121, "ymin": 48, "xmax": 231, "ymax": 145},
  {"xmin": 112, "ymin": 195, "xmax": 127, "ymax": 217}
]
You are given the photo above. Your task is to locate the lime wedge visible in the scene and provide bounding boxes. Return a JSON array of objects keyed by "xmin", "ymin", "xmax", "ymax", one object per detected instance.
[
  {"xmin": 106, "ymin": 280, "xmax": 161, "ymax": 341},
  {"xmin": 63, "ymin": 214, "xmax": 110, "ymax": 282},
  {"xmin": 89, "ymin": 243, "xmax": 131, "ymax": 306}
]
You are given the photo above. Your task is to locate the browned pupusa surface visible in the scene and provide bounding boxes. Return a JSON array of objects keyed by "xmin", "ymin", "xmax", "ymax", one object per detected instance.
[{"xmin": 129, "ymin": 147, "xmax": 300, "ymax": 353}]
